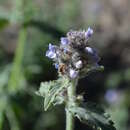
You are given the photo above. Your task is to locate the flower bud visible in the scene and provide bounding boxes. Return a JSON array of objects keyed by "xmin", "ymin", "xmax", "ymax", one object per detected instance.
[
  {"xmin": 69, "ymin": 69, "xmax": 78, "ymax": 79},
  {"xmin": 54, "ymin": 63, "xmax": 59, "ymax": 69},
  {"xmin": 46, "ymin": 43, "xmax": 56, "ymax": 59},
  {"xmin": 75, "ymin": 60, "xmax": 82, "ymax": 69},
  {"xmin": 85, "ymin": 27, "xmax": 93, "ymax": 38},
  {"xmin": 85, "ymin": 47, "xmax": 94, "ymax": 54},
  {"xmin": 46, "ymin": 50, "xmax": 56, "ymax": 59},
  {"xmin": 49, "ymin": 43, "xmax": 55, "ymax": 51},
  {"xmin": 61, "ymin": 37, "xmax": 69, "ymax": 45},
  {"xmin": 85, "ymin": 47, "xmax": 100, "ymax": 63}
]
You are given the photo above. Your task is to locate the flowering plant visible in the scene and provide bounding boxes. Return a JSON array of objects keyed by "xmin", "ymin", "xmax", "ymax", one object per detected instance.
[{"xmin": 36, "ymin": 27, "xmax": 116, "ymax": 130}]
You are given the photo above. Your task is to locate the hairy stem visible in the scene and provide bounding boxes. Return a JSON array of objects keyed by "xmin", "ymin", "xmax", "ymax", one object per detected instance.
[{"xmin": 66, "ymin": 79, "xmax": 78, "ymax": 130}]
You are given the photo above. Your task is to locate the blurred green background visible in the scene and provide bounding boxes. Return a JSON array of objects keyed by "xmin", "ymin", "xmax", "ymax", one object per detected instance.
[{"xmin": 0, "ymin": 0, "xmax": 130, "ymax": 130}]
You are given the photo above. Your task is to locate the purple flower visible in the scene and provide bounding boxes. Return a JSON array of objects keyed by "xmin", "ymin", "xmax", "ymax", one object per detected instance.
[
  {"xmin": 46, "ymin": 43, "xmax": 56, "ymax": 59},
  {"xmin": 85, "ymin": 27, "xmax": 93, "ymax": 38},
  {"xmin": 49, "ymin": 43, "xmax": 55, "ymax": 51},
  {"xmin": 61, "ymin": 37, "xmax": 69, "ymax": 45},
  {"xmin": 54, "ymin": 63, "xmax": 59, "ymax": 69},
  {"xmin": 45, "ymin": 29, "xmax": 101, "ymax": 79},
  {"xmin": 46, "ymin": 50, "xmax": 56, "ymax": 59},
  {"xmin": 69, "ymin": 69, "xmax": 78, "ymax": 79}
]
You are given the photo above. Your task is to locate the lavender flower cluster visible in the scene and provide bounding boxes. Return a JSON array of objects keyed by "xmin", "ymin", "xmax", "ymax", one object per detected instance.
[{"xmin": 46, "ymin": 27, "xmax": 100, "ymax": 79}]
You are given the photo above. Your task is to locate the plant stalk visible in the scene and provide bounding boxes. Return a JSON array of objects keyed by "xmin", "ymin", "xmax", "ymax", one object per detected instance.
[
  {"xmin": 66, "ymin": 79, "xmax": 78, "ymax": 130},
  {"xmin": 8, "ymin": 27, "xmax": 27, "ymax": 93}
]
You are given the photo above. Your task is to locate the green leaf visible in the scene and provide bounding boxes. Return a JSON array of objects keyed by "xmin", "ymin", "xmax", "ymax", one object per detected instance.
[
  {"xmin": 6, "ymin": 104, "xmax": 20, "ymax": 130},
  {"xmin": 36, "ymin": 77, "xmax": 70, "ymax": 111},
  {"xmin": 0, "ymin": 97, "xmax": 6, "ymax": 130},
  {"xmin": 8, "ymin": 28, "xmax": 27, "ymax": 94},
  {"xmin": 69, "ymin": 102, "xmax": 116, "ymax": 130},
  {"xmin": 10, "ymin": 0, "xmax": 37, "ymax": 24},
  {"xmin": 0, "ymin": 110, "xmax": 4, "ymax": 130},
  {"xmin": 0, "ymin": 18, "xmax": 9, "ymax": 30}
]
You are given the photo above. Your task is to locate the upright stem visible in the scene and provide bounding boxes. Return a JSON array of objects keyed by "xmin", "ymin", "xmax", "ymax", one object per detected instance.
[
  {"xmin": 8, "ymin": 27, "xmax": 27, "ymax": 93},
  {"xmin": 66, "ymin": 79, "xmax": 78, "ymax": 130}
]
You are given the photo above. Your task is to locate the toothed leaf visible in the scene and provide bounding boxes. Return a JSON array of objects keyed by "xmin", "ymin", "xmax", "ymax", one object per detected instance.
[
  {"xmin": 69, "ymin": 102, "xmax": 116, "ymax": 130},
  {"xmin": 36, "ymin": 77, "xmax": 69, "ymax": 111}
]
